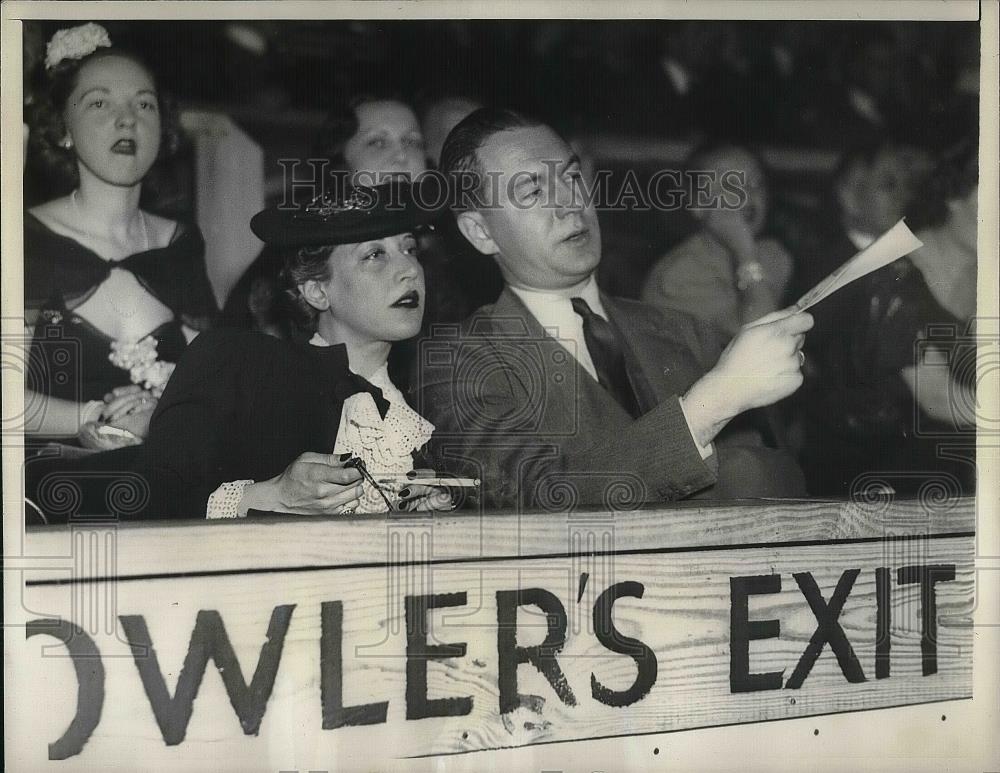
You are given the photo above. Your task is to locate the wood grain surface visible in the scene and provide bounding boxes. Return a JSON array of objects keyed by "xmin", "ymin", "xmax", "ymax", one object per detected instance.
[
  {"xmin": 8, "ymin": 497, "xmax": 975, "ymax": 770},
  {"xmin": 20, "ymin": 496, "xmax": 976, "ymax": 583}
]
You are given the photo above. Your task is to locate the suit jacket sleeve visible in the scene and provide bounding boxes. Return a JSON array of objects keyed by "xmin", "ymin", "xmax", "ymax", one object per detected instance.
[{"xmin": 413, "ymin": 335, "xmax": 718, "ymax": 512}]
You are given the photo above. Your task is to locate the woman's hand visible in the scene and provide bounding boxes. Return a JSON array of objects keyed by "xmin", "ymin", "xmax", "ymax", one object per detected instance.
[
  {"xmin": 393, "ymin": 470, "xmax": 455, "ymax": 512},
  {"xmin": 107, "ymin": 405, "xmax": 157, "ymax": 440},
  {"xmin": 395, "ymin": 484, "xmax": 454, "ymax": 512},
  {"xmin": 102, "ymin": 385, "xmax": 158, "ymax": 423},
  {"xmin": 241, "ymin": 453, "xmax": 365, "ymax": 515},
  {"xmin": 78, "ymin": 422, "xmax": 142, "ymax": 450}
]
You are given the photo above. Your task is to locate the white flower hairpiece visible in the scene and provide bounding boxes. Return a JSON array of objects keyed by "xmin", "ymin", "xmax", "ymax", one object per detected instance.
[{"xmin": 45, "ymin": 23, "xmax": 112, "ymax": 71}]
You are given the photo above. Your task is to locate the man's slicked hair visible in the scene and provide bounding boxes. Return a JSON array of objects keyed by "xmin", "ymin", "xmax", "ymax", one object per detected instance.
[{"xmin": 439, "ymin": 107, "xmax": 542, "ymax": 208}]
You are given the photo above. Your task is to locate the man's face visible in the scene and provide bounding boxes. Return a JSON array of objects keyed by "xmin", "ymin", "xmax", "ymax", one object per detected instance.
[
  {"xmin": 467, "ymin": 125, "xmax": 602, "ymax": 291},
  {"xmin": 839, "ymin": 146, "xmax": 932, "ymax": 236},
  {"xmin": 696, "ymin": 147, "xmax": 769, "ymax": 236}
]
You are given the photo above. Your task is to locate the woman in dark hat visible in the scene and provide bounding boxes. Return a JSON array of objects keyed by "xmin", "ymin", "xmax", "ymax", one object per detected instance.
[{"xmin": 103, "ymin": 179, "xmax": 456, "ymax": 520}]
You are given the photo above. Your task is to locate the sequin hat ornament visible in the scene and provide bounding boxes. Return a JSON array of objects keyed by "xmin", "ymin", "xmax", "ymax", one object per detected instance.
[{"xmin": 250, "ymin": 179, "xmax": 444, "ymax": 248}]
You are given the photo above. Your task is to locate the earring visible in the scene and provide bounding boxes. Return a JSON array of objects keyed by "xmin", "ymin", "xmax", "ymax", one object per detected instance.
[{"xmin": 59, "ymin": 135, "xmax": 73, "ymax": 149}]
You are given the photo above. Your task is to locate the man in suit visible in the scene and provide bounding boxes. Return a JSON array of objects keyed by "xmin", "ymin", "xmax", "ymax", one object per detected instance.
[{"xmin": 413, "ymin": 109, "xmax": 813, "ymax": 511}]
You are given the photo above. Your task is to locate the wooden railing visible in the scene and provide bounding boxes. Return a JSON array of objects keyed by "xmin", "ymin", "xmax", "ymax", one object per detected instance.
[{"xmin": 9, "ymin": 496, "xmax": 975, "ymax": 768}]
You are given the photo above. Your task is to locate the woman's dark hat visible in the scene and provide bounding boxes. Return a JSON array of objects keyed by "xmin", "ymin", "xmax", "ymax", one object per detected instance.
[{"xmin": 250, "ymin": 178, "xmax": 445, "ymax": 248}]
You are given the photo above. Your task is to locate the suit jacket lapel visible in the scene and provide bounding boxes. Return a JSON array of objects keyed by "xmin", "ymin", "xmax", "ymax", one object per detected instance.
[
  {"xmin": 601, "ymin": 294, "xmax": 665, "ymax": 413},
  {"xmin": 487, "ymin": 287, "xmax": 635, "ymax": 425}
]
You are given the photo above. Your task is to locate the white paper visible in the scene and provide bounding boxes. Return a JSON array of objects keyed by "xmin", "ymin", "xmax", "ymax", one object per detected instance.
[{"xmin": 795, "ymin": 219, "xmax": 924, "ymax": 311}]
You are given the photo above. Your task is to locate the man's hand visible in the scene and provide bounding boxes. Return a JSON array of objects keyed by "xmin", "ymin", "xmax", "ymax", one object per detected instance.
[
  {"xmin": 241, "ymin": 453, "xmax": 364, "ymax": 515},
  {"xmin": 682, "ymin": 307, "xmax": 813, "ymax": 447}
]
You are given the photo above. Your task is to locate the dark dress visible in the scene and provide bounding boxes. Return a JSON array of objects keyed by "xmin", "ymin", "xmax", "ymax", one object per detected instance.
[
  {"xmin": 24, "ymin": 212, "xmax": 218, "ymax": 403},
  {"xmin": 798, "ymin": 257, "xmax": 976, "ymax": 496},
  {"xmin": 26, "ymin": 329, "xmax": 410, "ymax": 522}
]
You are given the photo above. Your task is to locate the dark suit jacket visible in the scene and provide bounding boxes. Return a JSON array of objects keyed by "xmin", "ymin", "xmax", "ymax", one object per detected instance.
[{"xmin": 412, "ymin": 286, "xmax": 804, "ymax": 511}]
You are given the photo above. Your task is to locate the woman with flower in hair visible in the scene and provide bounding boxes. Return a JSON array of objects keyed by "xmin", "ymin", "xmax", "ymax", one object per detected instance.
[{"xmin": 23, "ymin": 23, "xmax": 217, "ymax": 450}]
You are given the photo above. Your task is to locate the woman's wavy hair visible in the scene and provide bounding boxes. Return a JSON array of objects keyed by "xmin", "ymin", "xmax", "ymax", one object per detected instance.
[
  {"xmin": 312, "ymin": 90, "xmax": 414, "ymax": 174},
  {"xmin": 27, "ymin": 46, "xmax": 183, "ymax": 195},
  {"xmin": 280, "ymin": 244, "xmax": 335, "ymax": 329}
]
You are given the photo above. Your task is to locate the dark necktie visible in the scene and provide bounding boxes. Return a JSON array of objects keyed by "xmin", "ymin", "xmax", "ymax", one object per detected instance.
[{"xmin": 570, "ymin": 297, "xmax": 641, "ymax": 419}]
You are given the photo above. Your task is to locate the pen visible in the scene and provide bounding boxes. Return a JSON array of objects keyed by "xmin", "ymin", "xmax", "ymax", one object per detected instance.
[{"xmin": 376, "ymin": 476, "xmax": 481, "ymax": 488}]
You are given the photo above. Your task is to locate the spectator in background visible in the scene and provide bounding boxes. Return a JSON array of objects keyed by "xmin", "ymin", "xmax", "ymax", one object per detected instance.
[
  {"xmin": 906, "ymin": 140, "xmax": 978, "ymax": 325},
  {"xmin": 641, "ymin": 143, "xmax": 793, "ymax": 338},
  {"xmin": 223, "ymin": 93, "xmax": 428, "ymax": 339},
  {"xmin": 836, "ymin": 139, "xmax": 978, "ymax": 493},
  {"xmin": 316, "ymin": 93, "xmax": 427, "ymax": 182},
  {"xmin": 794, "ymin": 141, "xmax": 972, "ymax": 497},
  {"xmin": 420, "ymin": 94, "xmax": 482, "ymax": 169},
  {"xmin": 791, "ymin": 141, "xmax": 933, "ymax": 301}
]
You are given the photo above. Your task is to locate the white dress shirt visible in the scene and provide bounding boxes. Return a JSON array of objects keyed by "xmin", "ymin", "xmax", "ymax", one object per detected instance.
[
  {"xmin": 510, "ymin": 276, "xmax": 713, "ymax": 459},
  {"xmin": 509, "ymin": 275, "xmax": 608, "ymax": 383}
]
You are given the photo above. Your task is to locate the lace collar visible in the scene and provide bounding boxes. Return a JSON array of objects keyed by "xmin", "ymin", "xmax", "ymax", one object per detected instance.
[{"xmin": 311, "ymin": 332, "xmax": 435, "ymax": 512}]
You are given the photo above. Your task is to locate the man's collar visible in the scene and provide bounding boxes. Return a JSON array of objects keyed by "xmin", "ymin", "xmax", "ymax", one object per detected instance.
[{"xmin": 508, "ymin": 275, "xmax": 607, "ymax": 319}]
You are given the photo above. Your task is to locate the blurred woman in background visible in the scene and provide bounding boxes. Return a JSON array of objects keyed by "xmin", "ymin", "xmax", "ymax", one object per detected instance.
[
  {"xmin": 223, "ymin": 93, "xmax": 426, "ymax": 339},
  {"xmin": 24, "ymin": 24, "xmax": 217, "ymax": 451},
  {"xmin": 226, "ymin": 91, "xmax": 501, "ymax": 340},
  {"xmin": 317, "ymin": 93, "xmax": 428, "ymax": 182},
  {"xmin": 641, "ymin": 143, "xmax": 793, "ymax": 337},
  {"xmin": 864, "ymin": 140, "xmax": 978, "ymax": 464}
]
